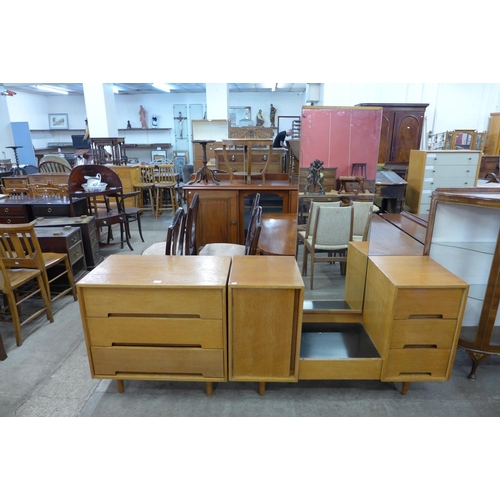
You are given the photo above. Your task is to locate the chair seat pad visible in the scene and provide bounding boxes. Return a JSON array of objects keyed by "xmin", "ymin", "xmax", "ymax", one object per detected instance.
[
  {"xmin": 199, "ymin": 243, "xmax": 246, "ymax": 256},
  {"xmin": 142, "ymin": 242, "xmax": 166, "ymax": 255}
]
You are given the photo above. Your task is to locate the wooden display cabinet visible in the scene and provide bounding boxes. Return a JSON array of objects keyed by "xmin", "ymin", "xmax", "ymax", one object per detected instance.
[
  {"xmin": 228, "ymin": 256, "xmax": 304, "ymax": 395},
  {"xmin": 484, "ymin": 112, "xmax": 500, "ymax": 155},
  {"xmin": 423, "ymin": 186, "xmax": 500, "ymax": 379},
  {"xmin": 77, "ymin": 255, "xmax": 232, "ymax": 395}
]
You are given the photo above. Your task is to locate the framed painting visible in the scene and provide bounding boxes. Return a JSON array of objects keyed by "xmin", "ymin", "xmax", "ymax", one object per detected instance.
[{"xmin": 48, "ymin": 113, "xmax": 69, "ymax": 130}]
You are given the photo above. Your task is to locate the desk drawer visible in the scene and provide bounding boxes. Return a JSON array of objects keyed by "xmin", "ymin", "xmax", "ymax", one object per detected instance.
[
  {"xmin": 91, "ymin": 346, "xmax": 225, "ymax": 378},
  {"xmin": 68, "ymin": 240, "xmax": 85, "ymax": 265},
  {"xmin": 425, "ymin": 153, "xmax": 480, "ymax": 167},
  {"xmin": 383, "ymin": 348, "xmax": 451, "ymax": 380},
  {"xmin": 394, "ymin": 288, "xmax": 464, "ymax": 319},
  {"xmin": 86, "ymin": 317, "xmax": 224, "ymax": 348},
  {"xmin": 81, "ymin": 288, "xmax": 224, "ymax": 319},
  {"xmin": 1, "ymin": 205, "xmax": 26, "ymax": 216},
  {"xmin": 390, "ymin": 319, "xmax": 457, "ymax": 349},
  {"xmin": 0, "ymin": 215, "xmax": 29, "ymax": 224}
]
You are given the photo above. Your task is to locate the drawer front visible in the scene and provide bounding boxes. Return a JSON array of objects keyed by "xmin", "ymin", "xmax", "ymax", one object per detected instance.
[
  {"xmin": 425, "ymin": 153, "xmax": 480, "ymax": 167},
  {"xmin": 0, "ymin": 215, "xmax": 29, "ymax": 224},
  {"xmin": 1, "ymin": 205, "xmax": 26, "ymax": 216},
  {"xmin": 418, "ymin": 202, "xmax": 431, "ymax": 214},
  {"xmin": 91, "ymin": 346, "xmax": 225, "ymax": 379},
  {"xmin": 87, "ymin": 317, "xmax": 224, "ymax": 348},
  {"xmin": 82, "ymin": 287, "xmax": 224, "ymax": 319},
  {"xmin": 383, "ymin": 349, "xmax": 451, "ymax": 380},
  {"xmin": 394, "ymin": 288, "xmax": 464, "ymax": 319},
  {"xmin": 391, "ymin": 319, "xmax": 458, "ymax": 349},
  {"xmin": 32, "ymin": 205, "xmax": 71, "ymax": 217},
  {"xmin": 68, "ymin": 240, "xmax": 85, "ymax": 265},
  {"xmin": 67, "ymin": 230, "xmax": 81, "ymax": 247},
  {"xmin": 422, "ymin": 176, "xmax": 475, "ymax": 191}
]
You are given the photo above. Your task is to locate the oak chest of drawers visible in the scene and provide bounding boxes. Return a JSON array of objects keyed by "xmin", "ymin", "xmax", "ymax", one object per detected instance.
[
  {"xmin": 363, "ymin": 256, "xmax": 468, "ymax": 388},
  {"xmin": 77, "ymin": 255, "xmax": 231, "ymax": 394}
]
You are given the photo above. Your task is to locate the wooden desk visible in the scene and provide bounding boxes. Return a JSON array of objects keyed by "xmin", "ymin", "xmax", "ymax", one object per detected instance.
[
  {"xmin": 375, "ymin": 170, "xmax": 407, "ymax": 213},
  {"xmin": 258, "ymin": 213, "xmax": 297, "ymax": 256}
]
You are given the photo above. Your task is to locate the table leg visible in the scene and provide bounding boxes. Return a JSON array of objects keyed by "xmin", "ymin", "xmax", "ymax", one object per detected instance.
[
  {"xmin": 401, "ymin": 382, "xmax": 410, "ymax": 395},
  {"xmin": 258, "ymin": 382, "xmax": 266, "ymax": 396},
  {"xmin": 116, "ymin": 379, "xmax": 125, "ymax": 393},
  {"xmin": 206, "ymin": 382, "xmax": 213, "ymax": 396}
]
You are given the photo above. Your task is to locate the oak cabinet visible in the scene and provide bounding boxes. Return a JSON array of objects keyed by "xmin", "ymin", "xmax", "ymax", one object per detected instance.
[
  {"xmin": 484, "ymin": 112, "xmax": 500, "ymax": 155},
  {"xmin": 357, "ymin": 103, "xmax": 428, "ymax": 164}
]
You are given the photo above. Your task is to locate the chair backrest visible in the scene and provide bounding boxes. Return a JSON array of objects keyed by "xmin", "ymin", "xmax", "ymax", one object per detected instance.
[
  {"xmin": 38, "ymin": 158, "xmax": 72, "ymax": 173},
  {"xmin": 0, "ymin": 222, "xmax": 46, "ymax": 275},
  {"xmin": 312, "ymin": 205, "xmax": 353, "ymax": 247},
  {"xmin": 352, "ymin": 201, "xmax": 373, "ymax": 241},
  {"xmin": 39, "ymin": 155, "xmax": 72, "ymax": 167},
  {"xmin": 245, "ymin": 205, "xmax": 263, "ymax": 255},
  {"xmin": 68, "ymin": 164, "xmax": 122, "ymax": 193},
  {"xmin": 155, "ymin": 164, "xmax": 176, "ymax": 184},
  {"xmin": 166, "ymin": 207, "xmax": 185, "ymax": 255},
  {"xmin": 138, "ymin": 165, "xmax": 156, "ymax": 184},
  {"xmin": 184, "ymin": 193, "xmax": 199, "ymax": 255},
  {"xmin": 305, "ymin": 201, "xmax": 341, "ymax": 237}
]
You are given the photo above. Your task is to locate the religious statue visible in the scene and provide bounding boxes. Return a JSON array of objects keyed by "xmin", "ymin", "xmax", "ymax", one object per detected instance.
[
  {"xmin": 174, "ymin": 111, "xmax": 186, "ymax": 138},
  {"xmin": 270, "ymin": 104, "xmax": 276, "ymax": 127},
  {"xmin": 139, "ymin": 105, "xmax": 147, "ymax": 129},
  {"xmin": 256, "ymin": 109, "xmax": 264, "ymax": 126},
  {"xmin": 305, "ymin": 159, "xmax": 325, "ymax": 194},
  {"xmin": 126, "ymin": 120, "xmax": 131, "ymax": 129}
]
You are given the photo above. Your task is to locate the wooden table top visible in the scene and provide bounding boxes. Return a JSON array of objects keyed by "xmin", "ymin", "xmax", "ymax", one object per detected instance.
[
  {"xmin": 258, "ymin": 213, "xmax": 297, "ymax": 256},
  {"xmin": 368, "ymin": 215, "xmax": 424, "ymax": 256}
]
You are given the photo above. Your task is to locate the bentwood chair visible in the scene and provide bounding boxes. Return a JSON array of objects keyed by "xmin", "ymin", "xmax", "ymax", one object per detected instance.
[
  {"xmin": 0, "ymin": 223, "xmax": 55, "ymax": 346},
  {"xmin": 302, "ymin": 204, "xmax": 353, "ymax": 290},
  {"xmin": 142, "ymin": 207, "xmax": 186, "ymax": 256}
]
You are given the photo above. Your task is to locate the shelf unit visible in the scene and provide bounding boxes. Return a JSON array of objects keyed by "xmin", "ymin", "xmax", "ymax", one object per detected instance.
[{"xmin": 423, "ymin": 186, "xmax": 500, "ymax": 380}]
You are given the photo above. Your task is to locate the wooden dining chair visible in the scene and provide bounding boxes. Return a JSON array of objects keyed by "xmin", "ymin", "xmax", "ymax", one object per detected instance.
[
  {"xmin": 38, "ymin": 158, "xmax": 72, "ymax": 173},
  {"xmin": 133, "ymin": 164, "xmax": 156, "ymax": 214},
  {"xmin": 183, "ymin": 193, "xmax": 199, "ymax": 255},
  {"xmin": 0, "ymin": 224, "xmax": 55, "ymax": 346},
  {"xmin": 301, "ymin": 204, "xmax": 353, "ymax": 290},
  {"xmin": 351, "ymin": 201, "xmax": 374, "ymax": 242},
  {"xmin": 141, "ymin": 207, "xmax": 186, "ymax": 256},
  {"xmin": 154, "ymin": 164, "xmax": 178, "ymax": 218},
  {"xmin": 198, "ymin": 205, "xmax": 262, "ymax": 256}
]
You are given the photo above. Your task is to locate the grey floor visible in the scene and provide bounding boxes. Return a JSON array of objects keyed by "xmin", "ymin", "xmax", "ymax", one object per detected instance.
[{"xmin": 1, "ymin": 207, "xmax": 500, "ymax": 417}]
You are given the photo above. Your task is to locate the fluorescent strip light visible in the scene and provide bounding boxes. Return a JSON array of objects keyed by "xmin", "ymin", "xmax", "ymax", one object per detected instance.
[
  {"xmin": 152, "ymin": 83, "xmax": 171, "ymax": 93},
  {"xmin": 35, "ymin": 85, "xmax": 68, "ymax": 95}
]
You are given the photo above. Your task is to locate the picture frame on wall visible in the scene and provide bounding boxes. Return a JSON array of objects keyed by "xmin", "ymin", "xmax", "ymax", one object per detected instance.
[{"xmin": 48, "ymin": 113, "xmax": 69, "ymax": 130}]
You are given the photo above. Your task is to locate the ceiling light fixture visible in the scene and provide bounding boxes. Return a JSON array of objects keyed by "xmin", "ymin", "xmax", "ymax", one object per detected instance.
[
  {"xmin": 152, "ymin": 83, "xmax": 171, "ymax": 93},
  {"xmin": 35, "ymin": 85, "xmax": 69, "ymax": 95}
]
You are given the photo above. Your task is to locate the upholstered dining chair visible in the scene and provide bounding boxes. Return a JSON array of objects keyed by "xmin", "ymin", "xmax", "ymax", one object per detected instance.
[
  {"xmin": 141, "ymin": 207, "xmax": 186, "ymax": 256},
  {"xmin": 351, "ymin": 201, "xmax": 374, "ymax": 242},
  {"xmin": 301, "ymin": 204, "xmax": 353, "ymax": 290},
  {"xmin": 0, "ymin": 223, "xmax": 55, "ymax": 346}
]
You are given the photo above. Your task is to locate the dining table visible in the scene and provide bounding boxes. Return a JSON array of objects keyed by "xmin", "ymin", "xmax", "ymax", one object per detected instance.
[{"xmin": 257, "ymin": 213, "xmax": 297, "ymax": 256}]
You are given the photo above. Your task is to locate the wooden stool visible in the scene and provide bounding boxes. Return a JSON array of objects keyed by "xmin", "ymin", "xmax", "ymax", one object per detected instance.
[
  {"xmin": 338, "ymin": 175, "xmax": 365, "ymax": 194},
  {"xmin": 351, "ymin": 163, "xmax": 367, "ymax": 177}
]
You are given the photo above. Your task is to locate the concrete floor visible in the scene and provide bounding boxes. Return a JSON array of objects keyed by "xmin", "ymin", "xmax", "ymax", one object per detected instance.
[{"xmin": 1, "ymin": 209, "xmax": 500, "ymax": 417}]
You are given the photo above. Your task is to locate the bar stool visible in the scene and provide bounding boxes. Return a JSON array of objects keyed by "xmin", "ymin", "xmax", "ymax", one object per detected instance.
[{"xmin": 351, "ymin": 163, "xmax": 367, "ymax": 177}]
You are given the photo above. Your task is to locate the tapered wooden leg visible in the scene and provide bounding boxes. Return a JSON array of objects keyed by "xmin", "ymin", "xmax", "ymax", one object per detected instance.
[
  {"xmin": 206, "ymin": 382, "xmax": 213, "ymax": 396},
  {"xmin": 466, "ymin": 351, "xmax": 490, "ymax": 380},
  {"xmin": 116, "ymin": 379, "xmax": 125, "ymax": 393},
  {"xmin": 258, "ymin": 382, "xmax": 266, "ymax": 396},
  {"xmin": 401, "ymin": 382, "xmax": 410, "ymax": 395}
]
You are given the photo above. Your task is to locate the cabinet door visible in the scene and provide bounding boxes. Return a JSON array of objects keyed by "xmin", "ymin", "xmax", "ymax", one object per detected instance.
[
  {"xmin": 187, "ymin": 189, "xmax": 238, "ymax": 246},
  {"xmin": 379, "ymin": 111, "xmax": 396, "ymax": 164},
  {"xmin": 391, "ymin": 110, "xmax": 425, "ymax": 162}
]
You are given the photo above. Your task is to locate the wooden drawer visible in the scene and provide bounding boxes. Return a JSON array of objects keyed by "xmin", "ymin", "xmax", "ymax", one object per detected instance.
[
  {"xmin": 91, "ymin": 346, "xmax": 225, "ymax": 378},
  {"xmin": 0, "ymin": 215, "xmax": 29, "ymax": 224},
  {"xmin": 86, "ymin": 317, "xmax": 224, "ymax": 348},
  {"xmin": 383, "ymin": 348, "xmax": 451, "ymax": 380},
  {"xmin": 68, "ymin": 240, "xmax": 85, "ymax": 265},
  {"xmin": 394, "ymin": 288, "xmax": 464, "ymax": 319},
  {"xmin": 81, "ymin": 288, "xmax": 224, "ymax": 319},
  {"xmin": 390, "ymin": 319, "xmax": 457, "ymax": 349},
  {"xmin": 1, "ymin": 205, "xmax": 27, "ymax": 216},
  {"xmin": 422, "ymin": 176, "xmax": 476, "ymax": 191}
]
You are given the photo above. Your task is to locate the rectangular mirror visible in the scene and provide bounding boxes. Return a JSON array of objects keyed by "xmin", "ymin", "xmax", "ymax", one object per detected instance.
[{"xmin": 229, "ymin": 107, "xmax": 251, "ymax": 127}]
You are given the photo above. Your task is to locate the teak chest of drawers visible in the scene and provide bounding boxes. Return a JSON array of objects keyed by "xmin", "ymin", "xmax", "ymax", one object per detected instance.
[{"xmin": 77, "ymin": 255, "xmax": 231, "ymax": 395}]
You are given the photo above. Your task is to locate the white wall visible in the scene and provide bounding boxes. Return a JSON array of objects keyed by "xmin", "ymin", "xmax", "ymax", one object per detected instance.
[{"xmin": 4, "ymin": 83, "xmax": 500, "ymax": 162}]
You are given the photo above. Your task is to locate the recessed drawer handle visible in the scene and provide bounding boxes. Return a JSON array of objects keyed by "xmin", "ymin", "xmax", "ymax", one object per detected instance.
[
  {"xmin": 407, "ymin": 314, "xmax": 443, "ymax": 319},
  {"xmin": 403, "ymin": 344, "xmax": 438, "ymax": 349},
  {"xmin": 399, "ymin": 372, "xmax": 432, "ymax": 376}
]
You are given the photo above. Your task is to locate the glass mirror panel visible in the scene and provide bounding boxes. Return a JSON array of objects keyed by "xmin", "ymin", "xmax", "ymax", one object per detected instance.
[{"xmin": 229, "ymin": 107, "xmax": 251, "ymax": 127}]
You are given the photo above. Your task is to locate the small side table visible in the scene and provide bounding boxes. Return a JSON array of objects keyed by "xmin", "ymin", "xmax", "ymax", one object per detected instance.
[
  {"xmin": 6, "ymin": 146, "xmax": 23, "ymax": 169},
  {"xmin": 189, "ymin": 139, "xmax": 222, "ymax": 184}
]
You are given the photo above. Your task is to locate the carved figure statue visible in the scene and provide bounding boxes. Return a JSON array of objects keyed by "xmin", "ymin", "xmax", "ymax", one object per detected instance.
[
  {"xmin": 139, "ymin": 106, "xmax": 147, "ymax": 129},
  {"xmin": 126, "ymin": 120, "xmax": 131, "ymax": 129},
  {"xmin": 305, "ymin": 159, "xmax": 325, "ymax": 194},
  {"xmin": 270, "ymin": 104, "xmax": 276, "ymax": 127},
  {"xmin": 174, "ymin": 111, "xmax": 187, "ymax": 138},
  {"xmin": 256, "ymin": 109, "xmax": 264, "ymax": 126}
]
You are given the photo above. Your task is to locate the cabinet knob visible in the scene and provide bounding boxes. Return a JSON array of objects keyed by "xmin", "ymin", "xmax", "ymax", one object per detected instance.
[
  {"xmin": 4, "ymin": 208, "xmax": 8, "ymax": 213},
  {"xmin": 48, "ymin": 208, "xmax": 52, "ymax": 213},
  {"xmin": 231, "ymin": 220, "xmax": 237, "ymax": 225},
  {"xmin": 7, "ymin": 218, "xmax": 11, "ymax": 223}
]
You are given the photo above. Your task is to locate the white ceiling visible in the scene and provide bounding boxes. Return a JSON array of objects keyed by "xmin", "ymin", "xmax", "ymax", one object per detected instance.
[{"xmin": 3, "ymin": 83, "xmax": 307, "ymax": 96}]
